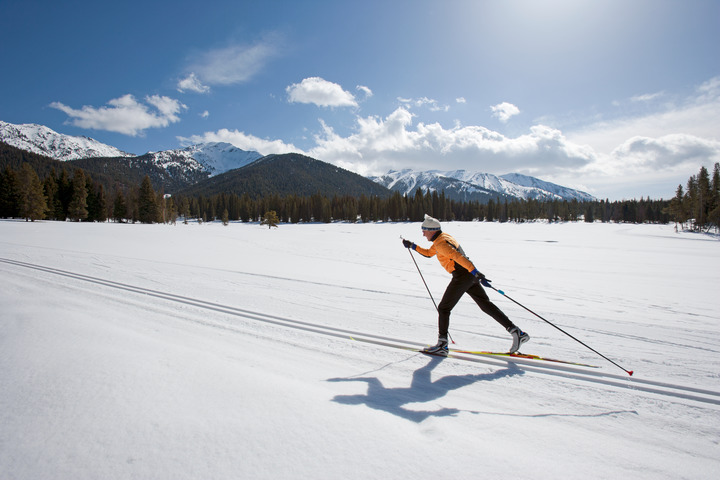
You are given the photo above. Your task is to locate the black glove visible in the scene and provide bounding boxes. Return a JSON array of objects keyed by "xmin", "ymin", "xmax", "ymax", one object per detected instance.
[{"xmin": 402, "ymin": 239, "xmax": 415, "ymax": 249}]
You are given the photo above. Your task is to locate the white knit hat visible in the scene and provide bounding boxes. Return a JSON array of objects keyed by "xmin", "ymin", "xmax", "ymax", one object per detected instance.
[{"xmin": 421, "ymin": 214, "xmax": 441, "ymax": 231}]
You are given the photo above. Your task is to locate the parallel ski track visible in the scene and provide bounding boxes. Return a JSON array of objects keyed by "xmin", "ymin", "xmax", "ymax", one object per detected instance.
[{"xmin": 3, "ymin": 257, "xmax": 719, "ymax": 407}]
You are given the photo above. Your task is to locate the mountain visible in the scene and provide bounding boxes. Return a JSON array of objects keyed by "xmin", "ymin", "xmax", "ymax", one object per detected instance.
[
  {"xmin": 1, "ymin": 120, "xmax": 264, "ymax": 192},
  {"xmin": 0, "ymin": 120, "xmax": 261, "ymax": 177},
  {"xmin": 498, "ymin": 173, "xmax": 595, "ymax": 201},
  {"xmin": 145, "ymin": 142, "xmax": 263, "ymax": 177},
  {"xmin": 70, "ymin": 154, "xmax": 211, "ymax": 192},
  {"xmin": 1, "ymin": 120, "xmax": 595, "ymax": 202},
  {"xmin": 71, "ymin": 143, "xmax": 264, "ymax": 192},
  {"xmin": 179, "ymin": 153, "xmax": 392, "ymax": 199},
  {"xmin": 371, "ymin": 169, "xmax": 595, "ymax": 203},
  {"xmin": 0, "ymin": 120, "xmax": 133, "ymax": 160}
]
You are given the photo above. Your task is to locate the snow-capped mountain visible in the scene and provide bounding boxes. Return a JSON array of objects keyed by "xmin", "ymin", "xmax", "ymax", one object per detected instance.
[
  {"xmin": 499, "ymin": 172, "xmax": 595, "ymax": 201},
  {"xmin": 0, "ymin": 120, "xmax": 262, "ymax": 179},
  {"xmin": 146, "ymin": 143, "xmax": 263, "ymax": 177},
  {"xmin": 371, "ymin": 169, "xmax": 595, "ymax": 202},
  {"xmin": 0, "ymin": 120, "xmax": 134, "ymax": 160},
  {"xmin": 1, "ymin": 120, "xmax": 594, "ymax": 201}
]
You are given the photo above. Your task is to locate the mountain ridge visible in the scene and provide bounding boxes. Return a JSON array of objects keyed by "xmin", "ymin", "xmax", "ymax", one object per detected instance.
[
  {"xmin": 0, "ymin": 120, "xmax": 133, "ymax": 160},
  {"xmin": 371, "ymin": 169, "xmax": 595, "ymax": 202},
  {"xmin": 1, "ymin": 120, "xmax": 595, "ymax": 202},
  {"xmin": 179, "ymin": 153, "xmax": 392, "ymax": 199}
]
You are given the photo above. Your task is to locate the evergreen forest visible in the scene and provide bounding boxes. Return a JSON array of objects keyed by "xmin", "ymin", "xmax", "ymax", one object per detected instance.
[{"xmin": 2, "ymin": 154, "xmax": 719, "ymax": 233}]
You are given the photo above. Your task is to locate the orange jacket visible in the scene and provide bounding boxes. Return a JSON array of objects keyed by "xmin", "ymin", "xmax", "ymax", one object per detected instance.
[{"xmin": 414, "ymin": 232, "xmax": 476, "ymax": 274}]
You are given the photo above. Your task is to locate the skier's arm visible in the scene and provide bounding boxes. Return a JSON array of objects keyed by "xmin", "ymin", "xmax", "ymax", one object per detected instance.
[{"xmin": 413, "ymin": 243, "xmax": 436, "ymax": 258}]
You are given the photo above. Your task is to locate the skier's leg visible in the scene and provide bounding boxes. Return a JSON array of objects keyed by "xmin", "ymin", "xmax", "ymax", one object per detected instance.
[
  {"xmin": 467, "ymin": 282, "xmax": 515, "ymax": 330},
  {"xmin": 468, "ymin": 282, "xmax": 529, "ymax": 352},
  {"xmin": 437, "ymin": 274, "xmax": 473, "ymax": 337}
]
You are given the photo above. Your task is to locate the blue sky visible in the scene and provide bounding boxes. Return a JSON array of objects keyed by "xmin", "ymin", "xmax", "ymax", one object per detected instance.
[{"xmin": 1, "ymin": 0, "xmax": 718, "ymax": 200}]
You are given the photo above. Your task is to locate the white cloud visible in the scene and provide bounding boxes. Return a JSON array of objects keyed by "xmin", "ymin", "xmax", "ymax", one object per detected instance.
[
  {"xmin": 601, "ymin": 134, "xmax": 720, "ymax": 175},
  {"xmin": 184, "ymin": 38, "xmax": 280, "ymax": 88},
  {"xmin": 456, "ymin": 97, "xmax": 466, "ymax": 104},
  {"xmin": 200, "ymin": 110, "xmax": 210, "ymax": 119},
  {"xmin": 308, "ymin": 106, "xmax": 596, "ymax": 177},
  {"xmin": 50, "ymin": 94, "xmax": 186, "ymax": 136},
  {"xmin": 178, "ymin": 128, "xmax": 298, "ymax": 155},
  {"xmin": 571, "ymin": 76, "xmax": 720, "ymax": 152},
  {"xmin": 630, "ymin": 91, "xmax": 664, "ymax": 103},
  {"xmin": 398, "ymin": 96, "xmax": 449, "ymax": 112},
  {"xmin": 490, "ymin": 102, "xmax": 520, "ymax": 123},
  {"xmin": 356, "ymin": 85, "xmax": 373, "ymax": 99},
  {"xmin": 286, "ymin": 77, "xmax": 358, "ymax": 108},
  {"xmin": 177, "ymin": 73, "xmax": 210, "ymax": 94},
  {"xmin": 307, "ymin": 103, "xmax": 719, "ymax": 199}
]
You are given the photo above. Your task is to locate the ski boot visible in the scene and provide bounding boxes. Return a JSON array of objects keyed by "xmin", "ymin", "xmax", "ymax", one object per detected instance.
[
  {"xmin": 508, "ymin": 327, "xmax": 530, "ymax": 353},
  {"xmin": 422, "ymin": 336, "xmax": 449, "ymax": 357}
]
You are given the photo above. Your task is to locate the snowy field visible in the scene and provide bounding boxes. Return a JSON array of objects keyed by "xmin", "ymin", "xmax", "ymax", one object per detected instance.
[{"xmin": 1, "ymin": 219, "xmax": 719, "ymax": 479}]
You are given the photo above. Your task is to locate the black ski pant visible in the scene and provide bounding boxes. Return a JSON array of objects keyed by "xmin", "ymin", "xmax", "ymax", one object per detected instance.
[{"xmin": 437, "ymin": 269, "xmax": 514, "ymax": 338}]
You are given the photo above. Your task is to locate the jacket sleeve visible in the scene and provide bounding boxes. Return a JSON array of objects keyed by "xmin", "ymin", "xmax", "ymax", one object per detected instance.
[{"xmin": 413, "ymin": 243, "xmax": 436, "ymax": 258}]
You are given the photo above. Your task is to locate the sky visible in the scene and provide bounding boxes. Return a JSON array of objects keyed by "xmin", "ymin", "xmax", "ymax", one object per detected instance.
[{"xmin": 1, "ymin": 0, "xmax": 719, "ymax": 200}]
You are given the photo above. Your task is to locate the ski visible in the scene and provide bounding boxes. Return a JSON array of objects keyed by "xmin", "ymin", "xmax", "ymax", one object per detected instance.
[
  {"xmin": 348, "ymin": 336, "xmax": 597, "ymax": 368},
  {"xmin": 451, "ymin": 349, "xmax": 598, "ymax": 368}
]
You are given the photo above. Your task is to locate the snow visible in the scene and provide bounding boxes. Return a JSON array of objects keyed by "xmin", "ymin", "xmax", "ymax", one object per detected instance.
[
  {"xmin": 0, "ymin": 120, "xmax": 133, "ymax": 160},
  {"xmin": 0, "ymin": 121, "xmax": 262, "ymax": 176},
  {"xmin": 148, "ymin": 142, "xmax": 263, "ymax": 176},
  {"xmin": 372, "ymin": 168, "xmax": 595, "ymax": 201},
  {"xmin": 1, "ymin": 220, "xmax": 718, "ymax": 479}
]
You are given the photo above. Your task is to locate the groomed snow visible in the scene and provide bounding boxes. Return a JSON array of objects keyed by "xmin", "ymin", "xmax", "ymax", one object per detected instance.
[{"xmin": 1, "ymin": 220, "xmax": 718, "ymax": 479}]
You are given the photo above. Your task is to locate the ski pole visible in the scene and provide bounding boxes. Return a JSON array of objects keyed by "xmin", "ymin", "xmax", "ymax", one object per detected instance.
[
  {"xmin": 488, "ymin": 284, "xmax": 634, "ymax": 376},
  {"xmin": 401, "ymin": 236, "xmax": 438, "ymax": 313}
]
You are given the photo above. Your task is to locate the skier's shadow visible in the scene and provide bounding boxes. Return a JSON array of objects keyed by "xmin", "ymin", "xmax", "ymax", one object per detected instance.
[{"xmin": 328, "ymin": 356, "xmax": 523, "ymax": 423}]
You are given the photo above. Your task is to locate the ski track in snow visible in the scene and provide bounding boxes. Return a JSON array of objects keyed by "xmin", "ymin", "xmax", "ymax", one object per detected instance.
[
  {"xmin": 1, "ymin": 256, "xmax": 718, "ymax": 407},
  {"xmin": 1, "ymin": 220, "xmax": 719, "ymax": 480}
]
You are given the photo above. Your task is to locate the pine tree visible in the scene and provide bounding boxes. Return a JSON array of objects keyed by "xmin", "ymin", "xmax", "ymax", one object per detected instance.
[
  {"xmin": 137, "ymin": 176, "xmax": 157, "ymax": 224},
  {"xmin": 17, "ymin": 163, "xmax": 47, "ymax": 221},
  {"xmin": 113, "ymin": 190, "xmax": 128, "ymax": 222},
  {"xmin": 179, "ymin": 197, "xmax": 190, "ymax": 224},
  {"xmin": 165, "ymin": 195, "xmax": 177, "ymax": 224},
  {"xmin": 261, "ymin": 210, "xmax": 279, "ymax": 228},
  {"xmin": 697, "ymin": 166, "xmax": 711, "ymax": 230},
  {"xmin": 0, "ymin": 166, "xmax": 20, "ymax": 218},
  {"xmin": 665, "ymin": 184, "xmax": 687, "ymax": 229},
  {"xmin": 56, "ymin": 168, "xmax": 72, "ymax": 220},
  {"xmin": 67, "ymin": 169, "xmax": 88, "ymax": 221},
  {"xmin": 96, "ymin": 184, "xmax": 108, "ymax": 222},
  {"xmin": 85, "ymin": 177, "xmax": 106, "ymax": 222},
  {"xmin": 709, "ymin": 162, "xmax": 720, "ymax": 233},
  {"xmin": 42, "ymin": 172, "xmax": 62, "ymax": 220}
]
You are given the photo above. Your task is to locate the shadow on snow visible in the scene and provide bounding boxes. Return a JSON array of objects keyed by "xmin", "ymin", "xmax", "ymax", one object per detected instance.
[{"xmin": 327, "ymin": 355, "xmax": 523, "ymax": 423}]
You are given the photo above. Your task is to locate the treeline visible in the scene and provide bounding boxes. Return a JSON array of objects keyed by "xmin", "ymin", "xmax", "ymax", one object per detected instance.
[
  {"xmin": 664, "ymin": 163, "xmax": 720, "ymax": 232},
  {"xmin": 6, "ymin": 160, "xmax": 719, "ymax": 227},
  {"xmin": 0, "ymin": 164, "xmax": 173, "ymax": 223},
  {"xmin": 176, "ymin": 188, "xmax": 672, "ymax": 225}
]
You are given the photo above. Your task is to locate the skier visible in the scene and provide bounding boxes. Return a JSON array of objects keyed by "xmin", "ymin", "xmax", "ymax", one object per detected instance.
[{"xmin": 402, "ymin": 214, "xmax": 529, "ymax": 357}]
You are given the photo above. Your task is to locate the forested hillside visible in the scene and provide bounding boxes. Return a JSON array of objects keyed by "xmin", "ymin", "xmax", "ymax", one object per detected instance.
[{"xmin": 3, "ymin": 140, "xmax": 718, "ymax": 231}]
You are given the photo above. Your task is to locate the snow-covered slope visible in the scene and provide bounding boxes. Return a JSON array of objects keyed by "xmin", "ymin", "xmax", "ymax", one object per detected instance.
[
  {"xmin": 372, "ymin": 169, "xmax": 595, "ymax": 202},
  {"xmin": 0, "ymin": 120, "xmax": 133, "ymax": 160},
  {"xmin": 147, "ymin": 142, "xmax": 263, "ymax": 177},
  {"xmin": 500, "ymin": 172, "xmax": 595, "ymax": 201},
  {"xmin": 0, "ymin": 120, "xmax": 262, "ymax": 178},
  {"xmin": 0, "ymin": 220, "xmax": 718, "ymax": 479}
]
